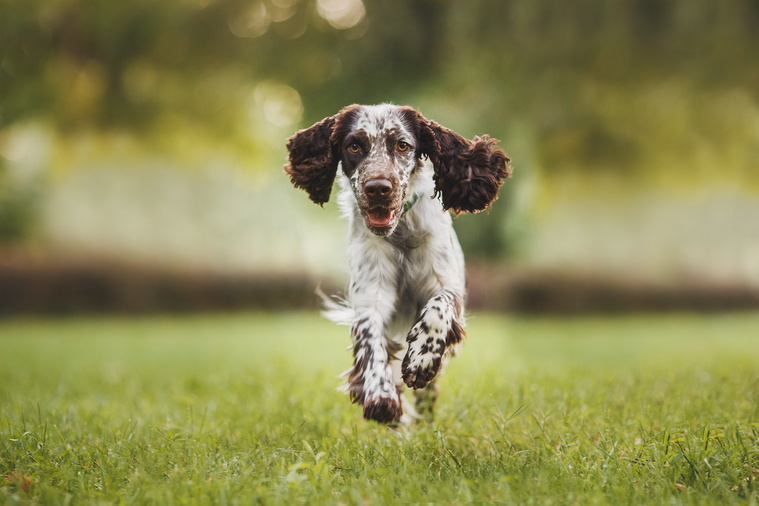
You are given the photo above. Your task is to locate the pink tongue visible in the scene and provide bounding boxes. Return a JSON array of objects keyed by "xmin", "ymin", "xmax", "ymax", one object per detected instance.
[{"xmin": 367, "ymin": 209, "xmax": 396, "ymax": 227}]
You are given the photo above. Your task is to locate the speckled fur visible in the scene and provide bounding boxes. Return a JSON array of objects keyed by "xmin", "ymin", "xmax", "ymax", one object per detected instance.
[{"xmin": 285, "ymin": 104, "xmax": 511, "ymax": 424}]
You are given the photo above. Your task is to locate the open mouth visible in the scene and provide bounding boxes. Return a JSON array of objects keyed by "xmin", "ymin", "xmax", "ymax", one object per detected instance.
[{"xmin": 365, "ymin": 208, "xmax": 398, "ymax": 231}]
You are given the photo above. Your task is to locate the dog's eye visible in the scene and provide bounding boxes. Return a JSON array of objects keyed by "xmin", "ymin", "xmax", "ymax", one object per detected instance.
[
  {"xmin": 397, "ymin": 141, "xmax": 410, "ymax": 152},
  {"xmin": 348, "ymin": 142, "xmax": 361, "ymax": 153}
]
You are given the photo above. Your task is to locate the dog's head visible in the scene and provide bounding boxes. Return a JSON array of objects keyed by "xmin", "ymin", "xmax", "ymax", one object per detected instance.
[{"xmin": 285, "ymin": 104, "xmax": 511, "ymax": 236}]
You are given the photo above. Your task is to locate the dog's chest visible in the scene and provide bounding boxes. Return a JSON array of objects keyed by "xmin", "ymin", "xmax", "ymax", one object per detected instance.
[
  {"xmin": 384, "ymin": 217, "xmax": 429, "ymax": 255},
  {"xmin": 387, "ymin": 217, "xmax": 440, "ymax": 302}
]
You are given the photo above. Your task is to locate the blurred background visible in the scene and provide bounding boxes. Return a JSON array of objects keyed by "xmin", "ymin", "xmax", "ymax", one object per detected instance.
[{"xmin": 1, "ymin": 0, "xmax": 758, "ymax": 315}]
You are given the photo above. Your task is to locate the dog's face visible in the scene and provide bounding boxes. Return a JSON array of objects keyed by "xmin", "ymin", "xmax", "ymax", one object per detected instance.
[
  {"xmin": 337, "ymin": 105, "xmax": 419, "ymax": 235},
  {"xmin": 285, "ymin": 103, "xmax": 511, "ymax": 236}
]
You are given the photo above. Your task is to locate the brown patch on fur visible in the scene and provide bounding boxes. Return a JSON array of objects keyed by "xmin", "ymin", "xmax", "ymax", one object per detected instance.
[
  {"xmin": 363, "ymin": 396, "xmax": 403, "ymax": 423},
  {"xmin": 446, "ymin": 318, "xmax": 465, "ymax": 346},
  {"xmin": 331, "ymin": 104, "xmax": 362, "ymax": 154},
  {"xmin": 346, "ymin": 367, "xmax": 366, "ymax": 405},
  {"xmin": 284, "ymin": 105, "xmax": 362, "ymax": 205},
  {"xmin": 284, "ymin": 115, "xmax": 338, "ymax": 205},
  {"xmin": 345, "ymin": 335, "xmax": 404, "ymax": 423},
  {"xmin": 286, "ymin": 105, "xmax": 511, "ymax": 211},
  {"xmin": 346, "ymin": 342, "xmax": 370, "ymax": 406},
  {"xmin": 402, "ymin": 352, "xmax": 442, "ymax": 390},
  {"xmin": 344, "ymin": 315, "xmax": 404, "ymax": 425},
  {"xmin": 406, "ymin": 110, "xmax": 511, "ymax": 214}
]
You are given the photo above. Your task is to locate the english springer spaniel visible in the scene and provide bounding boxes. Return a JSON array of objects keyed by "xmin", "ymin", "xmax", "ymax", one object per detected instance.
[{"xmin": 285, "ymin": 104, "xmax": 511, "ymax": 424}]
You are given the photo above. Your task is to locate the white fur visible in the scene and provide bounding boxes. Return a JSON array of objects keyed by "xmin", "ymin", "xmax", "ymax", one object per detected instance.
[
  {"xmin": 331, "ymin": 159, "xmax": 466, "ymax": 421},
  {"xmin": 289, "ymin": 103, "xmax": 508, "ymax": 423}
]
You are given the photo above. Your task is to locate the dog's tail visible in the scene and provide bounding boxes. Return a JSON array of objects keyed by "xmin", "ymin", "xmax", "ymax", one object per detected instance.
[{"xmin": 316, "ymin": 287, "xmax": 354, "ymax": 327}]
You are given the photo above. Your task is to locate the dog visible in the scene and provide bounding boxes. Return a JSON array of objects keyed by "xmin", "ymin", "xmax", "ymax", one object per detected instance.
[{"xmin": 285, "ymin": 104, "xmax": 511, "ymax": 423}]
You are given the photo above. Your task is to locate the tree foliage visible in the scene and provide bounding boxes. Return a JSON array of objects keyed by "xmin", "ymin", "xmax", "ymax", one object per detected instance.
[
  {"xmin": 3, "ymin": 0, "xmax": 757, "ymax": 132},
  {"xmin": 1, "ymin": 0, "xmax": 758, "ymax": 252}
]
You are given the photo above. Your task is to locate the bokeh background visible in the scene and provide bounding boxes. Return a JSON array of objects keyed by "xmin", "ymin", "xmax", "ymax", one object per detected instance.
[{"xmin": 2, "ymin": 0, "xmax": 758, "ymax": 315}]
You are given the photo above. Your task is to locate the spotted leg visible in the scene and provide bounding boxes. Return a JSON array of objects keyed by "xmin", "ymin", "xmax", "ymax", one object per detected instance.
[
  {"xmin": 343, "ymin": 314, "xmax": 403, "ymax": 423},
  {"xmin": 402, "ymin": 292, "xmax": 464, "ymax": 390}
]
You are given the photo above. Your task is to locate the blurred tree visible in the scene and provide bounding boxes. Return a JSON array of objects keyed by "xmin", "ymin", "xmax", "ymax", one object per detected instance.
[
  {"xmin": 1, "ymin": 0, "xmax": 757, "ymax": 253},
  {"xmin": 3, "ymin": 0, "xmax": 757, "ymax": 147},
  {"xmin": 2, "ymin": 1, "xmax": 751, "ymax": 121},
  {"xmin": 0, "ymin": 164, "xmax": 38, "ymax": 241}
]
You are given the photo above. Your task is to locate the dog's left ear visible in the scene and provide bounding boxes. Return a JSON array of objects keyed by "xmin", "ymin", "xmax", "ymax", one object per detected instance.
[
  {"xmin": 411, "ymin": 112, "xmax": 512, "ymax": 214},
  {"xmin": 285, "ymin": 115, "xmax": 339, "ymax": 206}
]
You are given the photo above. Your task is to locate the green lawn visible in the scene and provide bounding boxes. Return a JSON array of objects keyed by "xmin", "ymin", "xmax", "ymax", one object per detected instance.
[{"xmin": 1, "ymin": 312, "xmax": 758, "ymax": 504}]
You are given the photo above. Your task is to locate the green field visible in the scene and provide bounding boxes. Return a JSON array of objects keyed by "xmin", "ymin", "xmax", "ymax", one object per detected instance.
[{"xmin": 1, "ymin": 312, "xmax": 758, "ymax": 504}]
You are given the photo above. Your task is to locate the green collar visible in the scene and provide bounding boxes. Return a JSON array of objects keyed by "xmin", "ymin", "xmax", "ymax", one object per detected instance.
[{"xmin": 401, "ymin": 193, "xmax": 420, "ymax": 217}]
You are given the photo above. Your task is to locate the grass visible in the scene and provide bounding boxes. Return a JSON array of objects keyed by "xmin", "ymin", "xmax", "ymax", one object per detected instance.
[{"xmin": 1, "ymin": 311, "xmax": 758, "ymax": 504}]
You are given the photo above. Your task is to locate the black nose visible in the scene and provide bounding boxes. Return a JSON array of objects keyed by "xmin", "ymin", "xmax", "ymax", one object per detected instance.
[{"xmin": 364, "ymin": 178, "xmax": 393, "ymax": 198}]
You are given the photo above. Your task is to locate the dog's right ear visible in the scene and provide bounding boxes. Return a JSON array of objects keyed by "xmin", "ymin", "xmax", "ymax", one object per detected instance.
[{"xmin": 284, "ymin": 115, "xmax": 338, "ymax": 206}]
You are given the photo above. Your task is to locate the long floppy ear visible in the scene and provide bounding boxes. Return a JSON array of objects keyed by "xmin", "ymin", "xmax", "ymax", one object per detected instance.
[
  {"xmin": 416, "ymin": 116, "xmax": 512, "ymax": 214},
  {"xmin": 284, "ymin": 115, "xmax": 338, "ymax": 205}
]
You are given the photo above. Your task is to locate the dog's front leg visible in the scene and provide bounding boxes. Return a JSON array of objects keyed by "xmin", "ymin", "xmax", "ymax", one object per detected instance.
[
  {"xmin": 402, "ymin": 291, "xmax": 465, "ymax": 390},
  {"xmin": 347, "ymin": 314, "xmax": 403, "ymax": 423},
  {"xmin": 344, "ymin": 244, "xmax": 403, "ymax": 423}
]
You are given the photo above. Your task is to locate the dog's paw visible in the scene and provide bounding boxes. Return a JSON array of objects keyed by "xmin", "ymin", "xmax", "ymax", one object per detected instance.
[
  {"xmin": 402, "ymin": 293, "xmax": 463, "ymax": 390},
  {"xmin": 402, "ymin": 348, "xmax": 442, "ymax": 389},
  {"xmin": 363, "ymin": 396, "xmax": 403, "ymax": 424},
  {"xmin": 402, "ymin": 321, "xmax": 445, "ymax": 389}
]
